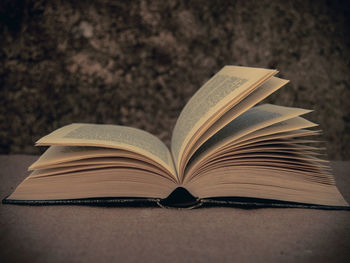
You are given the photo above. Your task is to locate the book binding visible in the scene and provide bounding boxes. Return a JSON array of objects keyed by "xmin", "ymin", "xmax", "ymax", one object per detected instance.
[{"xmin": 3, "ymin": 194, "xmax": 350, "ymax": 210}]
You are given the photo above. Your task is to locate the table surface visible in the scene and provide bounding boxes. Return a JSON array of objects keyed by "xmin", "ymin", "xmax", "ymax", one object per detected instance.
[{"xmin": 1, "ymin": 155, "xmax": 349, "ymax": 263}]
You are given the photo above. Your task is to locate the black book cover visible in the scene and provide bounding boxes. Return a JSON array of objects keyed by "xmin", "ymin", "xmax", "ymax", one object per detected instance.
[{"xmin": 3, "ymin": 187, "xmax": 350, "ymax": 210}]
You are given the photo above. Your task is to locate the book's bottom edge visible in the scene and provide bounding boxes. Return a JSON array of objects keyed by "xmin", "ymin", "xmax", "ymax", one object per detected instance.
[
  {"xmin": 2, "ymin": 197, "xmax": 161, "ymax": 207},
  {"xmin": 200, "ymin": 198, "xmax": 350, "ymax": 210},
  {"xmin": 3, "ymin": 196, "xmax": 350, "ymax": 210}
]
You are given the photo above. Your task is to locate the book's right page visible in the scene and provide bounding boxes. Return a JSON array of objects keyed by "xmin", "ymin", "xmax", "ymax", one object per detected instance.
[
  {"xmin": 171, "ymin": 66, "xmax": 277, "ymax": 180},
  {"xmin": 181, "ymin": 103, "xmax": 349, "ymax": 207}
]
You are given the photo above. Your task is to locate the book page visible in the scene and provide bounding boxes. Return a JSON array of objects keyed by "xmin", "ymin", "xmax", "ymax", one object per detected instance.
[
  {"xmin": 185, "ymin": 77, "xmax": 289, "ymax": 166},
  {"xmin": 29, "ymin": 158, "xmax": 167, "ymax": 179},
  {"xmin": 230, "ymin": 117, "xmax": 318, "ymax": 147},
  {"xmin": 184, "ymin": 104, "xmax": 312, "ymax": 180},
  {"xmin": 171, "ymin": 66, "xmax": 277, "ymax": 175},
  {"xmin": 185, "ymin": 166, "xmax": 348, "ymax": 207},
  {"xmin": 28, "ymin": 146, "xmax": 174, "ymax": 181},
  {"xmin": 30, "ymin": 146, "xmax": 161, "ymax": 170},
  {"xmin": 36, "ymin": 123, "xmax": 177, "ymax": 177},
  {"xmin": 10, "ymin": 167, "xmax": 176, "ymax": 200}
]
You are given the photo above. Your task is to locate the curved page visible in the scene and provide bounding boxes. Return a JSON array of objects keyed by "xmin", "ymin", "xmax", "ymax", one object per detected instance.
[
  {"xmin": 171, "ymin": 66, "xmax": 277, "ymax": 177},
  {"xmin": 183, "ymin": 77, "xmax": 289, "ymax": 172},
  {"xmin": 36, "ymin": 123, "xmax": 177, "ymax": 179},
  {"xmin": 184, "ymin": 104, "xmax": 312, "ymax": 182}
]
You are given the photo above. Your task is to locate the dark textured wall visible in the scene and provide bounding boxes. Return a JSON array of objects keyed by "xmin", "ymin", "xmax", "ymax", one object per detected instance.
[{"xmin": 1, "ymin": 0, "xmax": 349, "ymax": 159}]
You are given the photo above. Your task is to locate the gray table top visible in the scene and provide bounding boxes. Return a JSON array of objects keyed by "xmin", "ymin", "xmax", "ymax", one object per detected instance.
[{"xmin": 1, "ymin": 155, "xmax": 349, "ymax": 263}]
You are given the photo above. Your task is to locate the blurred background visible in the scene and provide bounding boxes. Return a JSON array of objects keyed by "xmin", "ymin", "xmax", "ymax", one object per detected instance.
[{"xmin": 0, "ymin": 0, "xmax": 349, "ymax": 159}]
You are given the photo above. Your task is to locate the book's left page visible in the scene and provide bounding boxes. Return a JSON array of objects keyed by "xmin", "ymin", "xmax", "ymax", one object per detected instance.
[
  {"xmin": 5, "ymin": 123, "xmax": 179, "ymax": 201},
  {"xmin": 36, "ymin": 123, "xmax": 177, "ymax": 179}
]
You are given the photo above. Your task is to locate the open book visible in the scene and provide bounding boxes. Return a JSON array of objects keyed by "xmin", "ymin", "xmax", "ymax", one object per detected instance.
[{"xmin": 3, "ymin": 66, "xmax": 349, "ymax": 209}]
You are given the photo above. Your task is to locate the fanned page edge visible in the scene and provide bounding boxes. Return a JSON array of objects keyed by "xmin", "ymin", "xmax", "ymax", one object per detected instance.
[
  {"xmin": 171, "ymin": 66, "xmax": 278, "ymax": 178},
  {"xmin": 35, "ymin": 123, "xmax": 178, "ymax": 182},
  {"xmin": 182, "ymin": 76, "xmax": 290, "ymax": 171}
]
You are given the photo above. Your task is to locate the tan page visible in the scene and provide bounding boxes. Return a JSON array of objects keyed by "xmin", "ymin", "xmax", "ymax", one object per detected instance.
[
  {"xmin": 30, "ymin": 146, "xmax": 160, "ymax": 170},
  {"xmin": 184, "ymin": 104, "xmax": 311, "ymax": 181},
  {"xmin": 232, "ymin": 130, "xmax": 321, "ymax": 150},
  {"xmin": 171, "ymin": 66, "xmax": 277, "ymax": 175},
  {"xmin": 228, "ymin": 117, "xmax": 318, "ymax": 148},
  {"xmin": 29, "ymin": 158, "xmax": 166, "ymax": 179},
  {"xmin": 186, "ymin": 166, "xmax": 348, "ymax": 206},
  {"xmin": 185, "ymin": 77, "xmax": 289, "ymax": 167},
  {"xmin": 36, "ymin": 123, "xmax": 177, "ymax": 178},
  {"xmin": 10, "ymin": 168, "xmax": 176, "ymax": 200}
]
